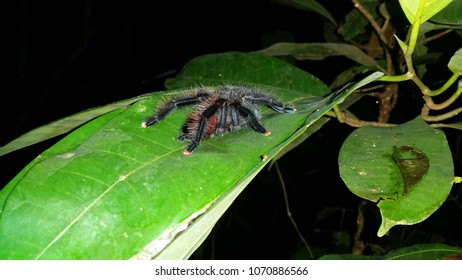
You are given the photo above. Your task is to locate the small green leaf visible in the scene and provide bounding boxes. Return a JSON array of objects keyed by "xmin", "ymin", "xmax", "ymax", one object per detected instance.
[
  {"xmin": 398, "ymin": 0, "xmax": 454, "ymax": 24},
  {"xmin": 394, "ymin": 34, "xmax": 409, "ymax": 53},
  {"xmin": 448, "ymin": 48, "xmax": 462, "ymax": 74},
  {"xmin": 338, "ymin": 118, "xmax": 454, "ymax": 237}
]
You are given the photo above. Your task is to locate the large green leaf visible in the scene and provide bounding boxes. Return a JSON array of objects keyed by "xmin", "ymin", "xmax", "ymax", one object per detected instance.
[
  {"xmin": 0, "ymin": 51, "xmax": 383, "ymax": 259},
  {"xmin": 338, "ymin": 118, "xmax": 454, "ymax": 237},
  {"xmin": 152, "ymin": 71, "xmax": 384, "ymax": 260},
  {"xmin": 165, "ymin": 51, "xmax": 329, "ymax": 96}
]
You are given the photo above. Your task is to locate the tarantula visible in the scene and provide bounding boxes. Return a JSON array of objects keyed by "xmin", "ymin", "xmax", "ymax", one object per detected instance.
[{"xmin": 141, "ymin": 85, "xmax": 296, "ymax": 155}]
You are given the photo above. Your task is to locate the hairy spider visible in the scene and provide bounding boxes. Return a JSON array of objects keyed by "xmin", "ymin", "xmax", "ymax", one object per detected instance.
[{"xmin": 141, "ymin": 85, "xmax": 296, "ymax": 155}]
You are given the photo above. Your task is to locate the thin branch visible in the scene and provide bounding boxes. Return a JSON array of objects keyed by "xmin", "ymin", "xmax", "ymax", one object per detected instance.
[
  {"xmin": 422, "ymin": 107, "xmax": 462, "ymax": 122},
  {"xmin": 329, "ymin": 109, "xmax": 397, "ymax": 128},
  {"xmin": 274, "ymin": 161, "xmax": 314, "ymax": 259},
  {"xmin": 427, "ymin": 72, "xmax": 461, "ymax": 97},
  {"xmin": 378, "ymin": 73, "xmax": 411, "ymax": 82},
  {"xmin": 425, "ymin": 29, "xmax": 453, "ymax": 43},
  {"xmin": 409, "ymin": 71, "xmax": 432, "ymax": 96},
  {"xmin": 351, "ymin": 0, "xmax": 394, "ymax": 75},
  {"xmin": 424, "ymin": 85, "xmax": 462, "ymax": 110},
  {"xmin": 351, "ymin": 0, "xmax": 388, "ymax": 45}
]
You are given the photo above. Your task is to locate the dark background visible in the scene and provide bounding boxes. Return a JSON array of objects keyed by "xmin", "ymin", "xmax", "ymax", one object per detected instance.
[
  {"xmin": 3, "ymin": 1, "xmax": 461, "ymax": 259},
  {"xmin": 3, "ymin": 0, "xmax": 344, "ymax": 186}
]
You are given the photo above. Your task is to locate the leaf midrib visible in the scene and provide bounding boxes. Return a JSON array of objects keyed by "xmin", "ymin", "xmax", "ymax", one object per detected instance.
[{"xmin": 34, "ymin": 145, "xmax": 182, "ymax": 259}]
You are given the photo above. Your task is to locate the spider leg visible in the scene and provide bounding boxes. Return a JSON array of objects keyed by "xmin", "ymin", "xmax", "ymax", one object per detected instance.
[
  {"xmin": 232, "ymin": 103, "xmax": 271, "ymax": 136},
  {"xmin": 183, "ymin": 117, "xmax": 206, "ymax": 155},
  {"xmin": 183, "ymin": 99, "xmax": 224, "ymax": 155},
  {"xmin": 142, "ymin": 92, "xmax": 209, "ymax": 128},
  {"xmin": 245, "ymin": 95, "xmax": 296, "ymax": 113},
  {"xmin": 230, "ymin": 106, "xmax": 240, "ymax": 126},
  {"xmin": 216, "ymin": 101, "xmax": 228, "ymax": 135}
]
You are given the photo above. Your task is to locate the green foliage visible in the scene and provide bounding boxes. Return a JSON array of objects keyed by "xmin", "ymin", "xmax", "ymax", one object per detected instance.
[
  {"xmin": 2, "ymin": 0, "xmax": 462, "ymax": 259},
  {"xmin": 0, "ymin": 51, "xmax": 383, "ymax": 259},
  {"xmin": 261, "ymin": 0, "xmax": 462, "ymax": 257}
]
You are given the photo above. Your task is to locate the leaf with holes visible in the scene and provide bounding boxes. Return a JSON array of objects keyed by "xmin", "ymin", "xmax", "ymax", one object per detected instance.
[{"xmin": 338, "ymin": 118, "xmax": 454, "ymax": 237}]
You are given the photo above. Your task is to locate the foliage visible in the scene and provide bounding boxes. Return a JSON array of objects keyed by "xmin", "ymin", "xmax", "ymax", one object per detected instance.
[
  {"xmin": 263, "ymin": 0, "xmax": 462, "ymax": 258},
  {"xmin": 1, "ymin": 0, "xmax": 462, "ymax": 259},
  {"xmin": 0, "ymin": 48, "xmax": 383, "ymax": 259}
]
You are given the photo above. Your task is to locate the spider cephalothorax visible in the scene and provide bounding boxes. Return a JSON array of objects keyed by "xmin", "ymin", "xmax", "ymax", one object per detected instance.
[{"xmin": 142, "ymin": 85, "xmax": 296, "ymax": 155}]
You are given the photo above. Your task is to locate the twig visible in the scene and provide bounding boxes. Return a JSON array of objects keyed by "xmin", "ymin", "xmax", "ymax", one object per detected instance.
[
  {"xmin": 425, "ymin": 29, "xmax": 453, "ymax": 43},
  {"xmin": 422, "ymin": 107, "xmax": 462, "ymax": 122},
  {"xmin": 274, "ymin": 161, "xmax": 314, "ymax": 259},
  {"xmin": 351, "ymin": 0, "xmax": 388, "ymax": 45},
  {"xmin": 328, "ymin": 109, "xmax": 397, "ymax": 128}
]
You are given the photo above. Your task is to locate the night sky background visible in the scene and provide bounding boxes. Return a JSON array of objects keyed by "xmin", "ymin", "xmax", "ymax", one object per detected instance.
[{"xmin": 3, "ymin": 1, "xmax": 461, "ymax": 259}]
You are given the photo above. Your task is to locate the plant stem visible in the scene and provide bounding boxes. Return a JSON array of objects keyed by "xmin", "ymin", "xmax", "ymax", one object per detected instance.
[
  {"xmin": 352, "ymin": 0, "xmax": 399, "ymax": 122},
  {"xmin": 378, "ymin": 73, "xmax": 411, "ymax": 82},
  {"xmin": 378, "ymin": 1, "xmax": 434, "ymax": 97},
  {"xmin": 427, "ymin": 72, "xmax": 461, "ymax": 97},
  {"xmin": 424, "ymin": 83, "xmax": 462, "ymax": 110},
  {"xmin": 352, "ymin": 0, "xmax": 388, "ymax": 45},
  {"xmin": 422, "ymin": 107, "xmax": 462, "ymax": 122},
  {"xmin": 328, "ymin": 109, "xmax": 396, "ymax": 128}
]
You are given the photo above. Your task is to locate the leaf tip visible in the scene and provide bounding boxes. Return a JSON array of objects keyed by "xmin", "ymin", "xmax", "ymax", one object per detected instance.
[{"xmin": 377, "ymin": 215, "xmax": 396, "ymax": 237}]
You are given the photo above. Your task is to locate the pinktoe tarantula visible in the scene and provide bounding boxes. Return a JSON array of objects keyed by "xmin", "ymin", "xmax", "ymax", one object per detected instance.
[{"xmin": 141, "ymin": 85, "xmax": 296, "ymax": 155}]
